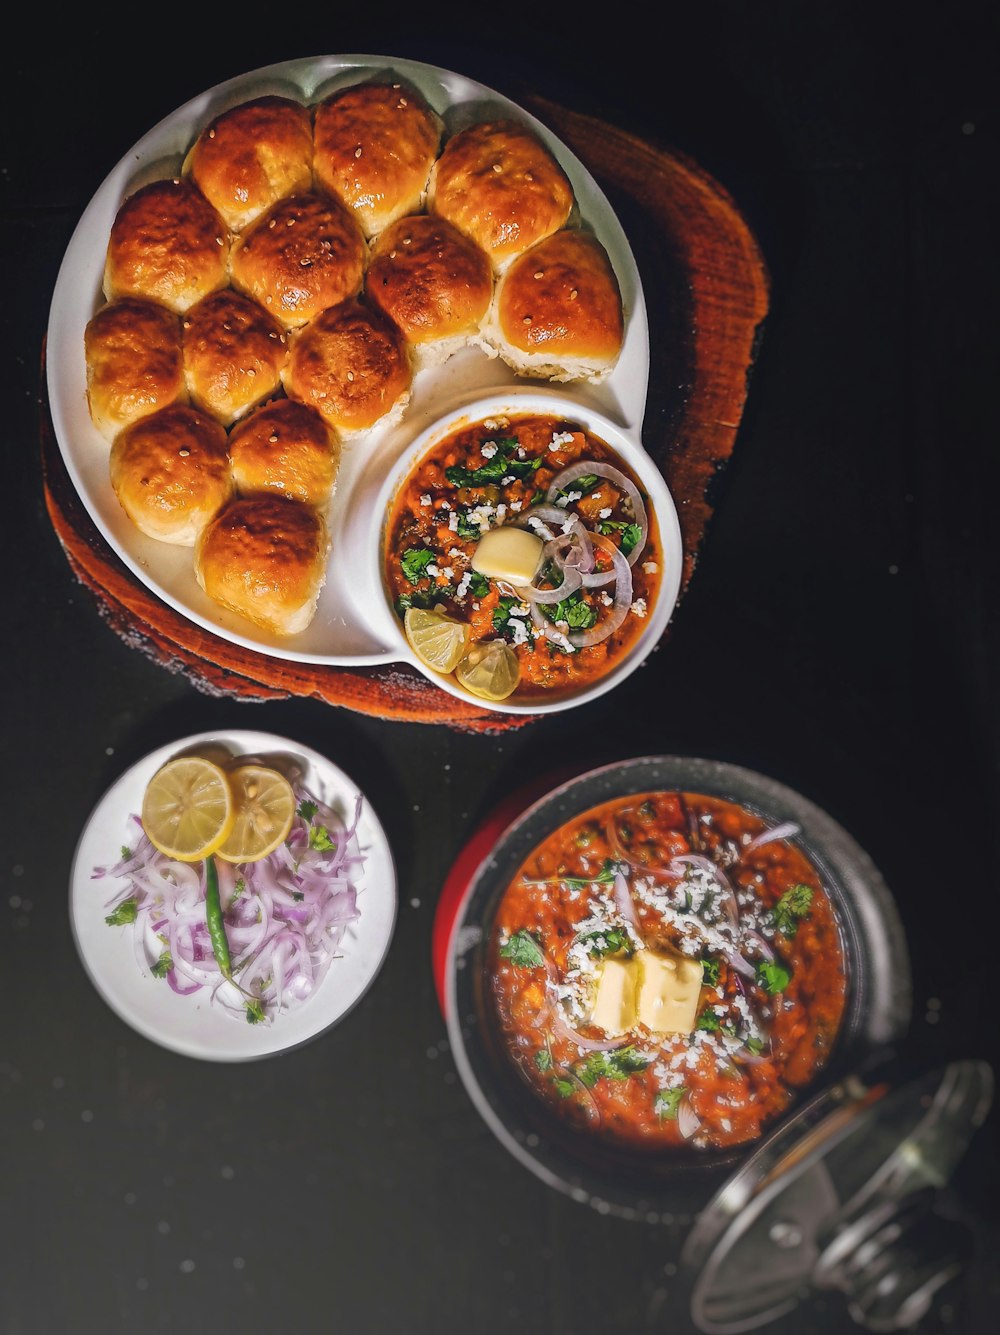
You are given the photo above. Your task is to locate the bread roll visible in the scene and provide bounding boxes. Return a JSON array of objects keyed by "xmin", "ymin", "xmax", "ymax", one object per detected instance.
[
  {"xmin": 429, "ymin": 120, "xmax": 574, "ymax": 269},
  {"xmin": 483, "ymin": 229, "xmax": 624, "ymax": 381},
  {"xmin": 85, "ymin": 298, "xmax": 185, "ymax": 438},
  {"xmin": 181, "ymin": 289, "xmax": 287, "ymax": 424},
  {"xmin": 282, "ymin": 298, "xmax": 411, "ymax": 433},
  {"xmin": 104, "ymin": 178, "xmax": 231, "ymax": 313},
  {"xmin": 314, "ymin": 81, "xmax": 442, "ymax": 238},
  {"xmin": 230, "ymin": 192, "xmax": 366, "ymax": 329},
  {"xmin": 194, "ymin": 493, "xmax": 330, "ymax": 636},
  {"xmin": 110, "ymin": 404, "xmax": 232, "ymax": 545},
  {"xmin": 365, "ymin": 214, "xmax": 492, "ymax": 359},
  {"xmin": 187, "ymin": 96, "xmax": 313, "ymax": 232},
  {"xmin": 228, "ymin": 398, "xmax": 340, "ymax": 507}
]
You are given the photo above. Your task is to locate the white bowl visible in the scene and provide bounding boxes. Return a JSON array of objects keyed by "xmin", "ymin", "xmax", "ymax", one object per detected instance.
[{"xmin": 358, "ymin": 388, "xmax": 684, "ymax": 716}]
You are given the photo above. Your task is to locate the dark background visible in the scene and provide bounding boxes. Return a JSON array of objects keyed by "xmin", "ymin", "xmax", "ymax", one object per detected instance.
[{"xmin": 3, "ymin": 3, "xmax": 997, "ymax": 1332}]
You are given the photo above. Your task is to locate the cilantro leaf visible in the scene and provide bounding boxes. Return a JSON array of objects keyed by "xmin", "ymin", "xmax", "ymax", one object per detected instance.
[
  {"xmin": 297, "ymin": 800, "xmax": 318, "ymax": 823},
  {"xmin": 467, "ymin": 571, "xmax": 490, "ymax": 598},
  {"xmin": 598, "ymin": 520, "xmax": 644, "ymax": 557},
  {"xmin": 543, "ymin": 589, "xmax": 597, "ymax": 630},
  {"xmin": 534, "ymin": 1049, "xmax": 553, "ymax": 1072},
  {"xmin": 445, "ymin": 439, "xmax": 541, "ymax": 488},
  {"xmin": 493, "ymin": 596, "xmax": 524, "ymax": 637},
  {"xmin": 696, "ymin": 1008, "xmax": 721, "ymax": 1032},
  {"xmin": 231, "ymin": 878, "xmax": 246, "ymax": 904},
  {"xmin": 400, "ymin": 547, "xmax": 436, "ymax": 585},
  {"xmin": 456, "ymin": 510, "xmax": 484, "ymax": 541},
  {"xmin": 746, "ymin": 1035, "xmax": 766, "ymax": 1055},
  {"xmin": 558, "ymin": 860, "xmax": 618, "ymax": 891},
  {"xmin": 105, "ymin": 897, "xmax": 139, "ymax": 926},
  {"xmin": 499, "ymin": 928, "xmax": 545, "ymax": 969},
  {"xmin": 559, "ymin": 473, "xmax": 599, "ymax": 496},
  {"xmin": 654, "ymin": 1087, "xmax": 687, "ymax": 1121},
  {"xmin": 578, "ymin": 1045, "xmax": 649, "ymax": 1087},
  {"xmin": 553, "ymin": 1076, "xmax": 576, "ymax": 1099},
  {"xmin": 756, "ymin": 959, "xmax": 792, "ymax": 995},
  {"xmin": 120, "ymin": 845, "xmax": 133, "ymax": 862},
  {"xmin": 245, "ymin": 997, "xmax": 267, "ymax": 1025},
  {"xmin": 769, "ymin": 884, "xmax": 814, "ymax": 938},
  {"xmin": 702, "ymin": 958, "xmax": 721, "ymax": 987},
  {"xmin": 308, "ymin": 825, "xmax": 336, "ymax": 852},
  {"xmin": 149, "ymin": 951, "xmax": 172, "ymax": 979},
  {"xmin": 575, "ymin": 926, "xmax": 634, "ymax": 959}
]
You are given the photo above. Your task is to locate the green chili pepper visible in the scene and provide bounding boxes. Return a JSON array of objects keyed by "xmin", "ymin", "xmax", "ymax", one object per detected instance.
[{"xmin": 204, "ymin": 856, "xmax": 232, "ymax": 980}]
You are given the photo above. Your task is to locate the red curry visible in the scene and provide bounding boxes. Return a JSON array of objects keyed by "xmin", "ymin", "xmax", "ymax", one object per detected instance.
[
  {"xmin": 383, "ymin": 413, "xmax": 662, "ymax": 701},
  {"xmin": 488, "ymin": 792, "xmax": 847, "ymax": 1151}
]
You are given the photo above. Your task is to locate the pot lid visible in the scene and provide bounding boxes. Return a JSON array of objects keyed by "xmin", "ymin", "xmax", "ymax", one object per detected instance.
[{"xmin": 682, "ymin": 1058, "xmax": 994, "ymax": 1333}]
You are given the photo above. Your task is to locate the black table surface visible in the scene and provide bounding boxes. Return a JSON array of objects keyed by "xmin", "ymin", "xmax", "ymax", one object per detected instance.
[{"xmin": 4, "ymin": 5, "xmax": 998, "ymax": 1333}]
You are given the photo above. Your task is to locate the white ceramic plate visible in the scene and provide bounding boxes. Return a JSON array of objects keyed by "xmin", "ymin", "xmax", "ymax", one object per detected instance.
[
  {"xmin": 69, "ymin": 729, "xmax": 397, "ymax": 1061},
  {"xmin": 46, "ymin": 53, "xmax": 650, "ymax": 667}
]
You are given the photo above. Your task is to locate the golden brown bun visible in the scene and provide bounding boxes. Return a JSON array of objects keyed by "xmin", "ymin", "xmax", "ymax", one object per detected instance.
[
  {"xmin": 85, "ymin": 298, "xmax": 185, "ymax": 438},
  {"xmin": 365, "ymin": 215, "xmax": 492, "ymax": 348},
  {"xmin": 187, "ymin": 96, "xmax": 313, "ymax": 232},
  {"xmin": 110, "ymin": 404, "xmax": 232, "ymax": 545},
  {"xmin": 104, "ymin": 178, "xmax": 231, "ymax": 313},
  {"xmin": 282, "ymin": 299, "xmax": 411, "ymax": 433},
  {"xmin": 194, "ymin": 493, "xmax": 330, "ymax": 636},
  {"xmin": 313, "ymin": 81, "xmax": 442, "ymax": 238},
  {"xmin": 230, "ymin": 192, "xmax": 366, "ymax": 329},
  {"xmin": 181, "ymin": 289, "xmax": 288, "ymax": 424},
  {"xmin": 228, "ymin": 398, "xmax": 340, "ymax": 507},
  {"xmin": 429, "ymin": 120, "xmax": 574, "ymax": 268},
  {"xmin": 484, "ymin": 229, "xmax": 624, "ymax": 381}
]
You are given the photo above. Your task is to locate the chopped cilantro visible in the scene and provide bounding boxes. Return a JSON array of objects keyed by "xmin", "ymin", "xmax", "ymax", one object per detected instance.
[
  {"xmin": 493, "ymin": 596, "xmax": 524, "ymax": 638},
  {"xmin": 120, "ymin": 845, "xmax": 133, "ymax": 862},
  {"xmin": 575, "ymin": 925, "xmax": 634, "ymax": 959},
  {"xmin": 467, "ymin": 571, "xmax": 490, "ymax": 598},
  {"xmin": 746, "ymin": 1035, "xmax": 766, "ymax": 1055},
  {"xmin": 231, "ymin": 878, "xmax": 246, "ymax": 904},
  {"xmin": 149, "ymin": 951, "xmax": 172, "ymax": 979},
  {"xmin": 702, "ymin": 958, "xmax": 721, "ymax": 987},
  {"xmin": 400, "ymin": 547, "xmax": 436, "ymax": 584},
  {"xmin": 297, "ymin": 800, "xmax": 318, "ymax": 823},
  {"xmin": 756, "ymin": 959, "xmax": 792, "ymax": 995},
  {"xmin": 245, "ymin": 997, "xmax": 267, "ymax": 1025},
  {"xmin": 308, "ymin": 824, "xmax": 336, "ymax": 852},
  {"xmin": 598, "ymin": 520, "xmax": 644, "ymax": 557},
  {"xmin": 769, "ymin": 884, "xmax": 814, "ymax": 938},
  {"xmin": 395, "ymin": 588, "xmax": 446, "ymax": 617},
  {"xmin": 558, "ymin": 860, "xmax": 618, "ymax": 891},
  {"xmin": 105, "ymin": 897, "xmax": 139, "ymax": 926},
  {"xmin": 445, "ymin": 439, "xmax": 542, "ymax": 487},
  {"xmin": 534, "ymin": 1049, "xmax": 553, "ymax": 1073},
  {"xmin": 455, "ymin": 510, "xmax": 484, "ymax": 541},
  {"xmin": 553, "ymin": 1076, "xmax": 576, "ymax": 1099},
  {"xmin": 654, "ymin": 1087, "xmax": 687, "ymax": 1121},
  {"xmin": 577, "ymin": 1045, "xmax": 649, "ymax": 1087},
  {"xmin": 696, "ymin": 1008, "xmax": 721, "ymax": 1032},
  {"xmin": 499, "ymin": 928, "xmax": 545, "ymax": 969},
  {"xmin": 558, "ymin": 473, "xmax": 599, "ymax": 496},
  {"xmin": 542, "ymin": 589, "xmax": 597, "ymax": 630}
]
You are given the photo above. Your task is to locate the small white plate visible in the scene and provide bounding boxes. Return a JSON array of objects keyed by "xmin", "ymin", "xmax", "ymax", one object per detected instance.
[{"xmin": 69, "ymin": 729, "xmax": 397, "ymax": 1061}]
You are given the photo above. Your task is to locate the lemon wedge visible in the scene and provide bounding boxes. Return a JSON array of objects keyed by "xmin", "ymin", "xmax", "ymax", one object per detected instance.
[
  {"xmin": 404, "ymin": 606, "xmax": 471, "ymax": 674},
  {"xmin": 454, "ymin": 639, "xmax": 521, "ymax": 701},
  {"xmin": 141, "ymin": 756, "xmax": 235, "ymax": 862},
  {"xmin": 214, "ymin": 765, "xmax": 297, "ymax": 864}
]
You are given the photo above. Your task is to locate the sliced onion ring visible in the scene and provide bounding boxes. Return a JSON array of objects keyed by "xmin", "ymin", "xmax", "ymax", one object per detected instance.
[{"xmin": 546, "ymin": 460, "xmax": 649, "ymax": 565}]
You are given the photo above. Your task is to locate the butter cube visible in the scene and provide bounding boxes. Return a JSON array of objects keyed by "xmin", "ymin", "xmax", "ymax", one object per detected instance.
[
  {"xmin": 589, "ymin": 957, "xmax": 637, "ymax": 1035},
  {"xmin": 471, "ymin": 526, "xmax": 544, "ymax": 586},
  {"xmin": 635, "ymin": 950, "xmax": 703, "ymax": 1035}
]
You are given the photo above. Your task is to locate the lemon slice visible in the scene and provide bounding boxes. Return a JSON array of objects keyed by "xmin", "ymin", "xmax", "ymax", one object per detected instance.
[
  {"xmin": 404, "ymin": 606, "xmax": 471, "ymax": 674},
  {"xmin": 454, "ymin": 639, "xmax": 521, "ymax": 702},
  {"xmin": 214, "ymin": 765, "xmax": 296, "ymax": 864},
  {"xmin": 141, "ymin": 756, "xmax": 235, "ymax": 862}
]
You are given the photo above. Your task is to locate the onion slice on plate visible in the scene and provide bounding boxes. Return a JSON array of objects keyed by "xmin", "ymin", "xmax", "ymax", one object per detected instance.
[{"xmin": 545, "ymin": 460, "xmax": 649, "ymax": 565}]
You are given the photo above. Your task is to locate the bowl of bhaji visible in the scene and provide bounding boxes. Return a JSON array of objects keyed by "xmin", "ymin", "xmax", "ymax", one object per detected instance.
[
  {"xmin": 442, "ymin": 755, "xmax": 912, "ymax": 1217},
  {"xmin": 376, "ymin": 390, "xmax": 683, "ymax": 713}
]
